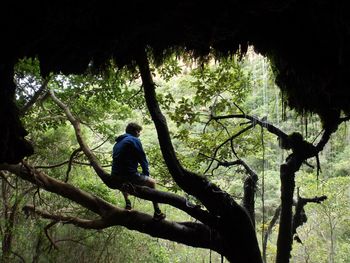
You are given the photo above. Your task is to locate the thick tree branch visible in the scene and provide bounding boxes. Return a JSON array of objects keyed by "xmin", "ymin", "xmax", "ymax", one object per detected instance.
[
  {"xmin": 2, "ymin": 162, "xmax": 212, "ymax": 224},
  {"xmin": 48, "ymin": 89, "xmax": 108, "ymax": 179},
  {"xmin": 263, "ymin": 205, "xmax": 281, "ymax": 262},
  {"xmin": 1, "ymin": 162, "xmax": 114, "ymax": 216},
  {"xmin": 276, "ymin": 123, "xmax": 338, "ymax": 263},
  {"xmin": 47, "ymin": 89, "xmax": 214, "ymax": 224},
  {"xmin": 292, "ymin": 189, "xmax": 327, "ymax": 243},
  {"xmin": 0, "ymin": 163, "xmax": 225, "ymax": 253},
  {"xmin": 136, "ymin": 49, "xmax": 262, "ymax": 263}
]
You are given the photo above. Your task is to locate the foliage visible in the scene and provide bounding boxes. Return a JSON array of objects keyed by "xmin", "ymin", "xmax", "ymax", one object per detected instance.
[{"xmin": 1, "ymin": 51, "xmax": 349, "ymax": 262}]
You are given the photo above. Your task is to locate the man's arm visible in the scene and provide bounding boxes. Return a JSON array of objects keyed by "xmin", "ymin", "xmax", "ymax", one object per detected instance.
[{"xmin": 134, "ymin": 139, "xmax": 149, "ymax": 176}]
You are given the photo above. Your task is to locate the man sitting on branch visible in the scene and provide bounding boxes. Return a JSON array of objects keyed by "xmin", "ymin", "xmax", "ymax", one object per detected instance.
[{"xmin": 111, "ymin": 122, "xmax": 166, "ymax": 221}]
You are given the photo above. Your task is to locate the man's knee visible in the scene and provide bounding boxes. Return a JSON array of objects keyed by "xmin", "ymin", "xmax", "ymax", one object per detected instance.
[{"xmin": 146, "ymin": 177, "xmax": 156, "ymax": 188}]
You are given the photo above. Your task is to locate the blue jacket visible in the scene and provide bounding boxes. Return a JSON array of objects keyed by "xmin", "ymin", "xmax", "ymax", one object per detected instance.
[{"xmin": 111, "ymin": 133, "xmax": 149, "ymax": 177}]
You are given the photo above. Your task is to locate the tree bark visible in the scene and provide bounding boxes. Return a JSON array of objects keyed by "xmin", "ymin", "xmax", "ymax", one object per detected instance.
[
  {"xmin": 0, "ymin": 162, "xmax": 227, "ymax": 254},
  {"xmin": 136, "ymin": 49, "xmax": 262, "ymax": 263},
  {"xmin": 276, "ymin": 159, "xmax": 299, "ymax": 263}
]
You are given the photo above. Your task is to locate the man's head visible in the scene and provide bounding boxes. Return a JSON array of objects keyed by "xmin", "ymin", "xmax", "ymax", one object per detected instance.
[{"xmin": 126, "ymin": 122, "xmax": 142, "ymax": 137}]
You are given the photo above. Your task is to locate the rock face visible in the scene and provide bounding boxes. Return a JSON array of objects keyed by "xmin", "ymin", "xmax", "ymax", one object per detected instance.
[
  {"xmin": 1, "ymin": 0, "xmax": 349, "ymax": 162},
  {"xmin": 0, "ymin": 63, "xmax": 33, "ymax": 164}
]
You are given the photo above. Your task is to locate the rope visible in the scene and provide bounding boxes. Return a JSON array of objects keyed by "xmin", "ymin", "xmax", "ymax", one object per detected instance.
[
  {"xmin": 209, "ymin": 227, "xmax": 212, "ymax": 263},
  {"xmin": 261, "ymin": 126, "xmax": 266, "ymax": 251}
]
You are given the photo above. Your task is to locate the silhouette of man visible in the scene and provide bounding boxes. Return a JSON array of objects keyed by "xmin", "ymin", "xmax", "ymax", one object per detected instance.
[{"xmin": 112, "ymin": 122, "xmax": 165, "ymax": 220}]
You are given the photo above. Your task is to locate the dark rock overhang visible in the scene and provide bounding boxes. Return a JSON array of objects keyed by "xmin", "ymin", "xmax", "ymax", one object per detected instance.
[{"xmin": 1, "ymin": 0, "xmax": 349, "ymax": 163}]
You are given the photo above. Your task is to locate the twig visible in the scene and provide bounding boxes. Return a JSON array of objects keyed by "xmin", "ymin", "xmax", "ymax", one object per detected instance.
[
  {"xmin": 211, "ymin": 113, "xmax": 288, "ymax": 140},
  {"xmin": 0, "ymin": 171, "xmax": 16, "ymax": 188},
  {"xmin": 10, "ymin": 251, "xmax": 26, "ymax": 263},
  {"xmin": 65, "ymin": 147, "xmax": 82, "ymax": 182},
  {"xmin": 204, "ymin": 124, "xmax": 254, "ymax": 174},
  {"xmin": 44, "ymin": 221, "xmax": 59, "ymax": 251}
]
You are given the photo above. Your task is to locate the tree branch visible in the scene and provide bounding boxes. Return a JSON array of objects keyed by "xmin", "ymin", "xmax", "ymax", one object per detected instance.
[
  {"xmin": 136, "ymin": 48, "xmax": 262, "ymax": 263},
  {"xmin": 46, "ymin": 89, "xmax": 214, "ymax": 224},
  {"xmin": 44, "ymin": 221, "xmax": 59, "ymax": 251},
  {"xmin": 0, "ymin": 171, "xmax": 16, "ymax": 188},
  {"xmin": 19, "ymin": 77, "xmax": 50, "ymax": 116},
  {"xmin": 292, "ymin": 188, "xmax": 327, "ymax": 243},
  {"xmin": 65, "ymin": 147, "xmax": 82, "ymax": 182},
  {"xmin": 0, "ymin": 162, "xmax": 227, "ymax": 253},
  {"xmin": 204, "ymin": 124, "xmax": 254, "ymax": 174},
  {"xmin": 263, "ymin": 205, "xmax": 281, "ymax": 262},
  {"xmin": 211, "ymin": 113, "xmax": 288, "ymax": 141}
]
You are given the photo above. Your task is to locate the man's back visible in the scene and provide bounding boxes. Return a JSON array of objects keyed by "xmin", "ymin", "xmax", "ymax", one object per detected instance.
[{"xmin": 111, "ymin": 133, "xmax": 149, "ymax": 176}]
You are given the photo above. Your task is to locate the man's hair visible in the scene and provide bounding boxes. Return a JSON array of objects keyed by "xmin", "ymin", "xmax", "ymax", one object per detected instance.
[{"xmin": 125, "ymin": 122, "xmax": 142, "ymax": 136}]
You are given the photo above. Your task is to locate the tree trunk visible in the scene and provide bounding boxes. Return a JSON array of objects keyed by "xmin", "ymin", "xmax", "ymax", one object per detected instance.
[
  {"xmin": 276, "ymin": 156, "xmax": 302, "ymax": 263},
  {"xmin": 136, "ymin": 49, "xmax": 263, "ymax": 263}
]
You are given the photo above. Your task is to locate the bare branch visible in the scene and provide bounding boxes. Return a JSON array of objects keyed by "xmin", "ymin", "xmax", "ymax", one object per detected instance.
[
  {"xmin": 48, "ymin": 89, "xmax": 107, "ymax": 178},
  {"xmin": 2, "ymin": 161, "xmax": 214, "ymax": 225},
  {"xmin": 211, "ymin": 113, "xmax": 288, "ymax": 140},
  {"xmin": 208, "ymin": 156, "xmax": 258, "ymax": 223},
  {"xmin": 65, "ymin": 147, "xmax": 82, "ymax": 182},
  {"xmin": 44, "ymin": 221, "xmax": 59, "ymax": 251},
  {"xmin": 2, "ymin": 161, "xmax": 223, "ymax": 251},
  {"xmin": 204, "ymin": 124, "xmax": 254, "ymax": 174},
  {"xmin": 35, "ymin": 160, "xmax": 111, "ymax": 169}
]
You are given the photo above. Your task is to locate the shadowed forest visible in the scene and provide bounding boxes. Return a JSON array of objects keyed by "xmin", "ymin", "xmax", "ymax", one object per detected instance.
[{"xmin": 1, "ymin": 50, "xmax": 349, "ymax": 262}]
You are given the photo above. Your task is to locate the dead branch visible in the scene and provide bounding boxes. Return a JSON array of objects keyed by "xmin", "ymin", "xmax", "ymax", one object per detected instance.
[
  {"xmin": 211, "ymin": 113, "xmax": 288, "ymax": 141},
  {"xmin": 292, "ymin": 188, "xmax": 327, "ymax": 243},
  {"xmin": 204, "ymin": 124, "xmax": 254, "ymax": 174}
]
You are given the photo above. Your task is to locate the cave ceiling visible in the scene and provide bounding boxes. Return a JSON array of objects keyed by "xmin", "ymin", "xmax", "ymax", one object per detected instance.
[{"xmin": 1, "ymin": 0, "xmax": 349, "ymax": 163}]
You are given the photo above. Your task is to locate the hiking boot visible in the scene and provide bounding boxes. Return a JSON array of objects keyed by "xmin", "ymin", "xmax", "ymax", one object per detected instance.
[
  {"xmin": 125, "ymin": 200, "xmax": 132, "ymax": 210},
  {"xmin": 153, "ymin": 211, "xmax": 166, "ymax": 221}
]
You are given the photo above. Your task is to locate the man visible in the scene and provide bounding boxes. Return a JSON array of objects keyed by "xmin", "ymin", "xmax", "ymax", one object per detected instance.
[{"xmin": 111, "ymin": 122, "xmax": 166, "ymax": 221}]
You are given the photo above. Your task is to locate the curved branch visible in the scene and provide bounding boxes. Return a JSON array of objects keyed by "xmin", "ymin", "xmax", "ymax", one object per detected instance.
[
  {"xmin": 48, "ymin": 89, "xmax": 108, "ymax": 181},
  {"xmin": 204, "ymin": 124, "xmax": 254, "ymax": 174},
  {"xmin": 65, "ymin": 147, "xmax": 82, "ymax": 182},
  {"xmin": 211, "ymin": 113, "xmax": 288, "ymax": 141},
  {"xmin": 45, "ymin": 90, "xmax": 214, "ymax": 224},
  {"xmin": 0, "ymin": 163, "xmax": 225, "ymax": 253},
  {"xmin": 136, "ymin": 49, "xmax": 262, "ymax": 263},
  {"xmin": 44, "ymin": 221, "xmax": 59, "ymax": 250}
]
